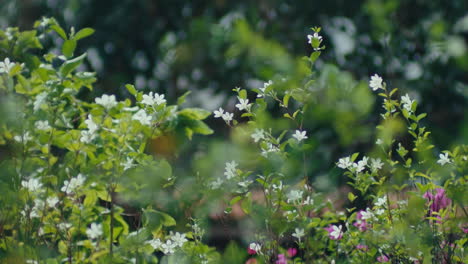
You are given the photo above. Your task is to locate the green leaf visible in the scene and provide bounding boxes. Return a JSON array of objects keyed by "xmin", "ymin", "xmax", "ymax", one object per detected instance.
[
  {"xmin": 125, "ymin": 84, "xmax": 137, "ymax": 96},
  {"xmin": 143, "ymin": 209, "xmax": 176, "ymax": 232},
  {"xmin": 351, "ymin": 152, "xmax": 360, "ymax": 162},
  {"xmin": 177, "ymin": 91, "xmax": 191, "ymax": 105},
  {"xmin": 62, "ymin": 39, "xmax": 77, "ymax": 58},
  {"xmin": 238, "ymin": 89, "xmax": 247, "ymax": 99},
  {"xmin": 178, "ymin": 108, "xmax": 211, "ymax": 120},
  {"xmin": 309, "ymin": 51, "xmax": 321, "ymax": 62},
  {"xmin": 229, "ymin": 196, "xmax": 242, "ymax": 205},
  {"xmin": 241, "ymin": 192, "xmax": 252, "ymax": 214},
  {"xmin": 283, "ymin": 93, "xmax": 290, "ymax": 107},
  {"xmin": 74, "ymin": 28, "xmax": 95, "ymax": 41},
  {"xmin": 348, "ymin": 192, "xmax": 356, "ymax": 202},
  {"xmin": 60, "ymin": 53, "xmax": 87, "ymax": 77},
  {"xmin": 50, "ymin": 25, "xmax": 67, "ymax": 40}
]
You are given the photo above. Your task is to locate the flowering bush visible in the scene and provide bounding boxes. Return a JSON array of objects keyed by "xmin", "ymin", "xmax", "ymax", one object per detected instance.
[{"xmin": 0, "ymin": 18, "xmax": 467, "ymax": 264}]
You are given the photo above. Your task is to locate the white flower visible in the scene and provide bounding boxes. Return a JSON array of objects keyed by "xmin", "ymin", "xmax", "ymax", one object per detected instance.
[
  {"xmin": 329, "ymin": 225, "xmax": 343, "ymax": 240},
  {"xmin": 148, "ymin": 238, "xmax": 162, "ymax": 250},
  {"xmin": 353, "ymin": 157, "xmax": 368, "ymax": 172},
  {"xmin": 375, "ymin": 209, "xmax": 385, "ymax": 215},
  {"xmin": 213, "ymin": 107, "xmax": 224, "ymax": 118},
  {"xmin": 337, "ymin": 157, "xmax": 352, "ymax": 169},
  {"xmin": 293, "ymin": 130, "xmax": 308, "ymax": 142},
  {"xmin": 376, "ymin": 138, "xmax": 383, "ymax": 145},
  {"xmin": 95, "ymin": 94, "xmax": 117, "ymax": 109},
  {"xmin": 46, "ymin": 196, "xmax": 59, "ymax": 207},
  {"xmin": 235, "ymin": 97, "xmax": 251, "ymax": 111},
  {"xmin": 303, "ymin": 196, "xmax": 314, "ymax": 205},
  {"xmin": 369, "ymin": 74, "xmax": 383, "ymax": 91},
  {"xmin": 307, "ymin": 33, "xmax": 323, "ymax": 44},
  {"xmin": 36, "ymin": 120, "xmax": 51, "ymax": 131},
  {"xmin": 287, "ymin": 189, "xmax": 303, "ymax": 204},
  {"xmin": 132, "ymin": 109, "xmax": 152, "ymax": 125},
  {"xmin": 360, "ymin": 208, "xmax": 374, "ymax": 220},
  {"xmin": 14, "ymin": 132, "xmax": 33, "ymax": 143},
  {"xmin": 370, "ymin": 158, "xmax": 384, "ymax": 172},
  {"xmin": 210, "ymin": 178, "xmax": 224, "ymax": 189},
  {"xmin": 122, "ymin": 157, "xmax": 135, "ymax": 171},
  {"xmin": 238, "ymin": 180, "xmax": 252, "ymax": 188},
  {"xmin": 0, "ymin": 58, "xmax": 15, "ymax": 74},
  {"xmin": 61, "ymin": 174, "xmax": 86, "ymax": 195},
  {"xmin": 170, "ymin": 232, "xmax": 187, "ymax": 247},
  {"xmin": 249, "ymin": 242, "xmax": 261, "ymax": 252},
  {"xmin": 154, "ymin": 93, "xmax": 166, "ymax": 105},
  {"xmin": 437, "ymin": 153, "xmax": 452, "ymax": 166},
  {"xmin": 161, "ymin": 240, "xmax": 177, "ymax": 254},
  {"xmin": 86, "ymin": 223, "xmax": 103, "ymax": 240},
  {"xmin": 375, "ymin": 197, "xmax": 387, "ymax": 207},
  {"xmin": 292, "ymin": 228, "xmax": 305, "ymax": 240},
  {"xmin": 221, "ymin": 112, "xmax": 233, "ymax": 123},
  {"xmin": 401, "ymin": 94, "xmax": 414, "ymax": 112},
  {"xmin": 58, "ymin": 222, "xmax": 72, "ymax": 231},
  {"xmin": 80, "ymin": 130, "xmax": 95, "ymax": 143},
  {"xmin": 84, "ymin": 115, "xmax": 98, "ymax": 134},
  {"xmin": 21, "ymin": 178, "xmax": 43, "ymax": 192},
  {"xmin": 251, "ymin": 129, "xmax": 265, "ymax": 143},
  {"xmin": 261, "ymin": 143, "xmax": 280, "ymax": 157},
  {"xmin": 257, "ymin": 80, "xmax": 273, "ymax": 97},
  {"xmin": 33, "ymin": 92, "xmax": 48, "ymax": 112},
  {"xmin": 141, "ymin": 92, "xmax": 166, "ymax": 106},
  {"xmin": 272, "ymin": 181, "xmax": 283, "ymax": 191},
  {"xmin": 224, "ymin": 161, "xmax": 238, "ymax": 179}
]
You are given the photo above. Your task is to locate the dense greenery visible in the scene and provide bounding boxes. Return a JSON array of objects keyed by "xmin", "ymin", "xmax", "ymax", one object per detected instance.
[{"xmin": 0, "ymin": 1, "xmax": 467, "ymax": 263}]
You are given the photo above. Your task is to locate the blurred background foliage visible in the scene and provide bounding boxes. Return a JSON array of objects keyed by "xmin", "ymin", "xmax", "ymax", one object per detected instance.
[{"xmin": 1, "ymin": 0, "xmax": 467, "ymax": 252}]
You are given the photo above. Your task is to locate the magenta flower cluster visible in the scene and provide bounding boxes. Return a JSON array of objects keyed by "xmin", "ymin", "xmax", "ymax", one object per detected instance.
[{"xmin": 423, "ymin": 188, "xmax": 451, "ymax": 214}]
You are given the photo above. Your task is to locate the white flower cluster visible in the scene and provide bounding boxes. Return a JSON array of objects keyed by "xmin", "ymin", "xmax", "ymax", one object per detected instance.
[
  {"xmin": 61, "ymin": 174, "xmax": 86, "ymax": 195},
  {"xmin": 35, "ymin": 120, "xmax": 51, "ymax": 131},
  {"xmin": 257, "ymin": 80, "xmax": 273, "ymax": 98},
  {"xmin": 80, "ymin": 115, "xmax": 99, "ymax": 143},
  {"xmin": 213, "ymin": 107, "xmax": 234, "ymax": 124},
  {"xmin": 132, "ymin": 109, "xmax": 152, "ymax": 125},
  {"xmin": 21, "ymin": 178, "xmax": 43, "ymax": 192},
  {"xmin": 0, "ymin": 58, "xmax": 18, "ymax": 75},
  {"xmin": 148, "ymin": 232, "xmax": 187, "ymax": 255},
  {"xmin": 210, "ymin": 160, "xmax": 239, "ymax": 189},
  {"xmin": 261, "ymin": 142, "xmax": 280, "ymax": 157},
  {"xmin": 14, "ymin": 132, "xmax": 33, "ymax": 143},
  {"xmin": 141, "ymin": 92, "xmax": 166, "ymax": 106},
  {"xmin": 337, "ymin": 156, "xmax": 384, "ymax": 173},
  {"xmin": 95, "ymin": 94, "xmax": 118, "ymax": 110},
  {"xmin": 224, "ymin": 161, "xmax": 238, "ymax": 180},
  {"xmin": 287, "ymin": 189, "xmax": 303, "ymax": 204},
  {"xmin": 401, "ymin": 94, "xmax": 415, "ymax": 113}
]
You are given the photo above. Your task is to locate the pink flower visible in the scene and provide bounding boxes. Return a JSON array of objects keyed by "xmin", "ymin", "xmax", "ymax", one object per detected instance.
[
  {"xmin": 353, "ymin": 210, "xmax": 369, "ymax": 231},
  {"xmin": 377, "ymin": 255, "xmax": 389, "ymax": 262},
  {"xmin": 287, "ymin": 248, "xmax": 297, "ymax": 258},
  {"xmin": 276, "ymin": 254, "xmax": 287, "ymax": 264},
  {"xmin": 356, "ymin": 244, "xmax": 368, "ymax": 251},
  {"xmin": 423, "ymin": 188, "xmax": 451, "ymax": 214},
  {"xmin": 324, "ymin": 224, "xmax": 343, "ymax": 240},
  {"xmin": 245, "ymin": 258, "xmax": 257, "ymax": 264}
]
